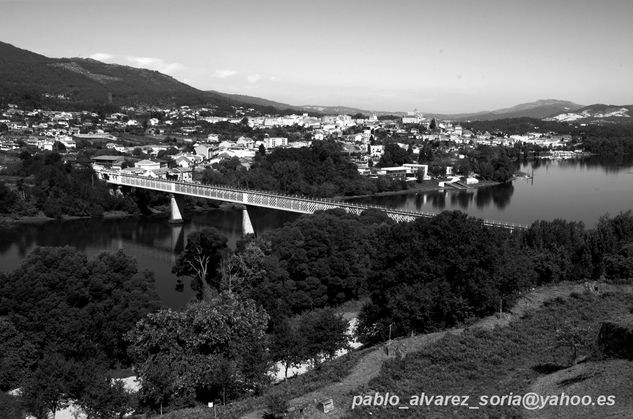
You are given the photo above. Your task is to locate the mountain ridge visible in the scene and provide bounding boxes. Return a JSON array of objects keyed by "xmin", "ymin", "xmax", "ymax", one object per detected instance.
[
  {"xmin": 2, "ymin": 41, "xmax": 629, "ymax": 123},
  {"xmin": 0, "ymin": 41, "xmax": 286, "ymax": 113}
]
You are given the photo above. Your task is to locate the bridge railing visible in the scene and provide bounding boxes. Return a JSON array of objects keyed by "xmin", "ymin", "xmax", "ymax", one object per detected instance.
[{"xmin": 98, "ymin": 171, "xmax": 529, "ymax": 230}]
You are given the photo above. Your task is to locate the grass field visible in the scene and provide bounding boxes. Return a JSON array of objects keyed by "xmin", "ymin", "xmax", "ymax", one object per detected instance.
[{"xmin": 345, "ymin": 290, "xmax": 633, "ymax": 418}]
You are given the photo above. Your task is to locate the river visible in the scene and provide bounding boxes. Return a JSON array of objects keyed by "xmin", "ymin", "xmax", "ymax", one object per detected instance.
[
  {"xmin": 353, "ymin": 155, "xmax": 633, "ymax": 227},
  {"xmin": 1, "ymin": 155, "xmax": 632, "ymax": 308}
]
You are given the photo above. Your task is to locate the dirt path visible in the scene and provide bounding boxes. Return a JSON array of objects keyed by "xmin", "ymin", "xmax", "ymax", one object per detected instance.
[{"xmin": 241, "ymin": 282, "xmax": 618, "ymax": 419}]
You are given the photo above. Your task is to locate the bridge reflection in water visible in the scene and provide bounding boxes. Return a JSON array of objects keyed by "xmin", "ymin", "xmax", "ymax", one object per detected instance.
[{"xmin": 98, "ymin": 171, "xmax": 529, "ymax": 231}]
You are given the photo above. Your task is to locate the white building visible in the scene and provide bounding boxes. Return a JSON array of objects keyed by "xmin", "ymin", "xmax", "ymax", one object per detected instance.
[
  {"xmin": 369, "ymin": 144, "xmax": 384, "ymax": 157},
  {"xmin": 135, "ymin": 160, "xmax": 161, "ymax": 171},
  {"xmin": 264, "ymin": 137, "xmax": 288, "ymax": 148}
]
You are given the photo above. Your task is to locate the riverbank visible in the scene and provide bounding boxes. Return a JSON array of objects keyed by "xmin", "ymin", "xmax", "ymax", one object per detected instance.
[
  {"xmin": 0, "ymin": 211, "xmax": 140, "ymax": 226},
  {"xmin": 0, "ymin": 201, "xmax": 228, "ymax": 227},
  {"xmin": 336, "ymin": 179, "xmax": 501, "ymax": 200}
]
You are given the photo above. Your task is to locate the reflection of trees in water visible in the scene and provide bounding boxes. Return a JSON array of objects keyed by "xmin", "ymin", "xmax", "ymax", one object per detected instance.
[
  {"xmin": 490, "ymin": 182, "xmax": 514, "ymax": 210},
  {"xmin": 474, "ymin": 183, "xmax": 514, "ymax": 210},
  {"xmin": 529, "ymin": 158, "xmax": 545, "ymax": 170},
  {"xmin": 450, "ymin": 190, "xmax": 475, "ymax": 210},
  {"xmin": 427, "ymin": 191, "xmax": 447, "ymax": 210},
  {"xmin": 571, "ymin": 155, "xmax": 633, "ymax": 174},
  {"xmin": 0, "ymin": 220, "xmax": 102, "ymax": 259},
  {"xmin": 527, "ymin": 155, "xmax": 633, "ymax": 175},
  {"xmin": 0, "ymin": 208, "xmax": 300, "ymax": 272}
]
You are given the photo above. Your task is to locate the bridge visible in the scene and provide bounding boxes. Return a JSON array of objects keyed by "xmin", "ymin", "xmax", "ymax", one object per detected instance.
[{"xmin": 97, "ymin": 171, "xmax": 529, "ymax": 232}]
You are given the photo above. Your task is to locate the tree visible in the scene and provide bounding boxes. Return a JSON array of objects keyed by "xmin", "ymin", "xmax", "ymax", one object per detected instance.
[
  {"xmin": 298, "ymin": 308, "xmax": 349, "ymax": 368},
  {"xmin": 263, "ymin": 210, "xmax": 373, "ymax": 312},
  {"xmin": 0, "ymin": 392, "xmax": 24, "ymax": 419},
  {"xmin": 258, "ymin": 143, "xmax": 266, "ymax": 156},
  {"xmin": 357, "ymin": 211, "xmax": 521, "ymax": 344},
  {"xmin": 429, "ymin": 118, "xmax": 437, "ymax": 131},
  {"xmin": 127, "ymin": 293, "xmax": 271, "ymax": 410},
  {"xmin": 377, "ymin": 143, "xmax": 411, "ymax": 167},
  {"xmin": 0, "ymin": 181, "xmax": 18, "ymax": 214},
  {"xmin": 418, "ymin": 144, "xmax": 434, "ymax": 163},
  {"xmin": 173, "ymin": 228, "xmax": 229, "ymax": 300},
  {"xmin": 269, "ymin": 318, "xmax": 305, "ymax": 380},
  {"xmin": 0, "ymin": 247, "xmax": 159, "ymax": 418},
  {"xmin": 0, "ymin": 318, "xmax": 36, "ymax": 392},
  {"xmin": 79, "ymin": 377, "xmax": 136, "ymax": 419},
  {"xmin": 429, "ymin": 164, "xmax": 445, "ymax": 178}
]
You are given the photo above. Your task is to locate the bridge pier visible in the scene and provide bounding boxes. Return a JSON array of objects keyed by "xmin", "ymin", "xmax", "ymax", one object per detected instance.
[
  {"xmin": 242, "ymin": 206, "xmax": 255, "ymax": 236},
  {"xmin": 169, "ymin": 194, "xmax": 183, "ymax": 224}
]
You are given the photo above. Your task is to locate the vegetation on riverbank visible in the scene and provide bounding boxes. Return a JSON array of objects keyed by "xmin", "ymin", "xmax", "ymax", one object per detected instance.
[
  {"xmin": 4, "ymin": 207, "xmax": 633, "ymax": 418},
  {"xmin": 0, "ymin": 151, "xmax": 138, "ymax": 219}
]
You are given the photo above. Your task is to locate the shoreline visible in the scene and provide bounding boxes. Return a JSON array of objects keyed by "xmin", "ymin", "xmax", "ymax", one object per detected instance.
[
  {"xmin": 0, "ymin": 203, "xmax": 227, "ymax": 227},
  {"xmin": 336, "ymin": 179, "xmax": 502, "ymax": 200}
]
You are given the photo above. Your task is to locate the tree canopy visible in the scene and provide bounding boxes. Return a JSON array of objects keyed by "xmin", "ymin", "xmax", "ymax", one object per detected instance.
[
  {"xmin": 127, "ymin": 292, "xmax": 270, "ymax": 410},
  {"xmin": 0, "ymin": 247, "xmax": 159, "ymax": 418}
]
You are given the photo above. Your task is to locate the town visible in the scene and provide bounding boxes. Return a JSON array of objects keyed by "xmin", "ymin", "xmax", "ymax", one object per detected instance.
[{"xmin": 0, "ymin": 103, "xmax": 586, "ymax": 191}]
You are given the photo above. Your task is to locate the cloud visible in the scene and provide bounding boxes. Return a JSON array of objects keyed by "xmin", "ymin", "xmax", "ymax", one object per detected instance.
[
  {"xmin": 268, "ymin": 76, "xmax": 278, "ymax": 81},
  {"xmin": 125, "ymin": 56, "xmax": 184, "ymax": 75},
  {"xmin": 247, "ymin": 74, "xmax": 262, "ymax": 83},
  {"xmin": 89, "ymin": 53, "xmax": 114, "ymax": 62},
  {"xmin": 212, "ymin": 69, "xmax": 238, "ymax": 78}
]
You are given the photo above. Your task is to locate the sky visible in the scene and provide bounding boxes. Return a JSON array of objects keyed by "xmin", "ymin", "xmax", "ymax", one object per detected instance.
[{"xmin": 1, "ymin": 0, "xmax": 633, "ymax": 113}]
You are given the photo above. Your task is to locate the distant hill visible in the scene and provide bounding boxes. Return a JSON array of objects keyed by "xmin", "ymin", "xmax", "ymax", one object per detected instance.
[
  {"xmin": 543, "ymin": 104, "xmax": 633, "ymax": 124},
  {"xmin": 300, "ymin": 105, "xmax": 403, "ymax": 117},
  {"xmin": 0, "ymin": 42, "xmax": 614, "ymax": 122},
  {"xmin": 207, "ymin": 94, "xmax": 404, "ymax": 117},
  {"xmin": 208, "ymin": 91, "xmax": 302, "ymax": 112},
  {"xmin": 435, "ymin": 99, "xmax": 585, "ymax": 121}
]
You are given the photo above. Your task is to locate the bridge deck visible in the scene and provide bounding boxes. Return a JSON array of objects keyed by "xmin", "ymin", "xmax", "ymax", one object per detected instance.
[{"xmin": 99, "ymin": 172, "xmax": 528, "ymax": 231}]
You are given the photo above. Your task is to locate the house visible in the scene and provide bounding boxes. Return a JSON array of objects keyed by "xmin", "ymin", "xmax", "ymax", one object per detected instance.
[
  {"xmin": 236, "ymin": 136, "xmax": 254, "ymax": 149},
  {"xmin": 174, "ymin": 155, "xmax": 194, "ymax": 169},
  {"xmin": 194, "ymin": 144, "xmax": 214, "ymax": 160},
  {"xmin": 376, "ymin": 167, "xmax": 408, "ymax": 179},
  {"xmin": 166, "ymin": 168, "xmax": 193, "ymax": 182},
  {"xmin": 369, "ymin": 144, "xmax": 384, "ymax": 157},
  {"xmin": 403, "ymin": 163, "xmax": 429, "ymax": 180},
  {"xmin": 264, "ymin": 137, "xmax": 288, "ymax": 148},
  {"xmin": 91, "ymin": 155, "xmax": 127, "ymax": 170},
  {"xmin": 147, "ymin": 167, "xmax": 169, "ymax": 179}
]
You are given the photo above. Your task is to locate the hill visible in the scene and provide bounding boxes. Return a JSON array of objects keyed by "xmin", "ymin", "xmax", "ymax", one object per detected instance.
[
  {"xmin": 543, "ymin": 103, "xmax": 633, "ymax": 124},
  {"xmin": 159, "ymin": 283, "xmax": 633, "ymax": 419},
  {"xmin": 0, "ymin": 41, "xmax": 277, "ymax": 113},
  {"xmin": 436, "ymin": 99, "xmax": 584, "ymax": 121},
  {"xmin": 208, "ymin": 90, "xmax": 302, "ymax": 112},
  {"xmin": 0, "ymin": 42, "xmax": 615, "ymax": 122}
]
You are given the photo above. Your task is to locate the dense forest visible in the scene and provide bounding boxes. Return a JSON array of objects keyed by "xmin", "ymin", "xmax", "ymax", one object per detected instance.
[
  {"xmin": 198, "ymin": 140, "xmax": 407, "ymax": 197},
  {"xmin": 0, "ymin": 151, "xmax": 138, "ymax": 218},
  {"xmin": 2, "ymin": 208, "xmax": 633, "ymax": 417},
  {"xmin": 0, "ymin": 248, "xmax": 159, "ymax": 418}
]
